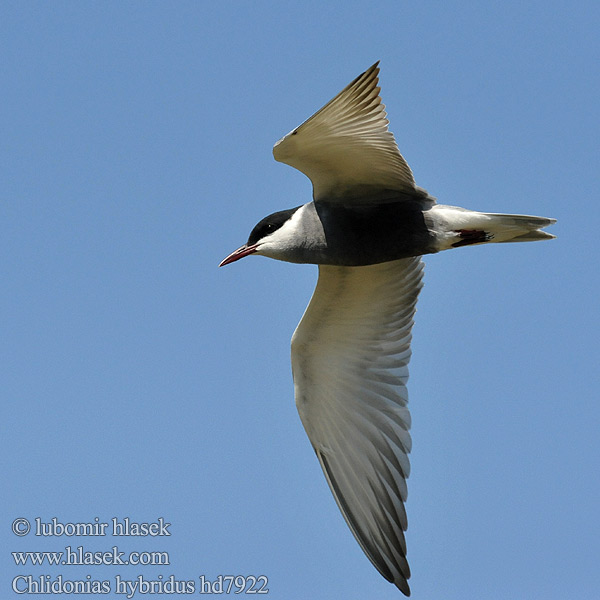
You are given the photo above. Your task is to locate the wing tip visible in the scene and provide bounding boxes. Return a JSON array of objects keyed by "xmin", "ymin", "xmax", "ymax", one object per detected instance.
[
  {"xmin": 318, "ymin": 449, "xmax": 412, "ymax": 594},
  {"xmin": 396, "ymin": 579, "xmax": 411, "ymax": 596},
  {"xmin": 355, "ymin": 60, "xmax": 381, "ymax": 87},
  {"xmin": 365, "ymin": 60, "xmax": 381, "ymax": 75},
  {"xmin": 339, "ymin": 60, "xmax": 381, "ymax": 98}
]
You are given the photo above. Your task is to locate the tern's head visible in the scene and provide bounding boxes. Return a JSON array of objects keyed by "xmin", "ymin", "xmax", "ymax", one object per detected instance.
[{"xmin": 219, "ymin": 206, "xmax": 303, "ymax": 266}]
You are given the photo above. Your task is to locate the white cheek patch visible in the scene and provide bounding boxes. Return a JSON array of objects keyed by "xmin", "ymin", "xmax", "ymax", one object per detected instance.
[{"xmin": 257, "ymin": 205, "xmax": 312, "ymax": 262}]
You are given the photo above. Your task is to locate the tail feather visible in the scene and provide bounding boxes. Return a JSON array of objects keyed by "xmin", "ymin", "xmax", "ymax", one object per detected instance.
[
  {"xmin": 428, "ymin": 205, "xmax": 557, "ymax": 251},
  {"xmin": 482, "ymin": 213, "xmax": 557, "ymax": 243},
  {"xmin": 495, "ymin": 230, "xmax": 556, "ymax": 243}
]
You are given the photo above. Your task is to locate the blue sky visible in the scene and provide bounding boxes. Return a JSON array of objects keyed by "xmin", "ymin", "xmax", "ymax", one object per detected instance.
[{"xmin": 2, "ymin": 1, "xmax": 599, "ymax": 598}]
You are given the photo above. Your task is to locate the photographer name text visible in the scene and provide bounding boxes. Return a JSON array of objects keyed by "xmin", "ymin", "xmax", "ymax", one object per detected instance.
[{"xmin": 13, "ymin": 517, "xmax": 170, "ymax": 537}]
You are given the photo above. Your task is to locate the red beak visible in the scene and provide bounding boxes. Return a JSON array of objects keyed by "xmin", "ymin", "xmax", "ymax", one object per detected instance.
[{"xmin": 219, "ymin": 243, "xmax": 259, "ymax": 267}]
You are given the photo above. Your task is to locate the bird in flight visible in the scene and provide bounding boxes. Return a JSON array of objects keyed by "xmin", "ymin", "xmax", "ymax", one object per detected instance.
[{"xmin": 220, "ymin": 62, "xmax": 555, "ymax": 596}]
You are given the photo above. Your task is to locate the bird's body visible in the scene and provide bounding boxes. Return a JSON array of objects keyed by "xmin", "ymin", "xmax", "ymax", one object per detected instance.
[
  {"xmin": 244, "ymin": 193, "xmax": 555, "ymax": 267},
  {"xmin": 220, "ymin": 63, "xmax": 555, "ymax": 596}
]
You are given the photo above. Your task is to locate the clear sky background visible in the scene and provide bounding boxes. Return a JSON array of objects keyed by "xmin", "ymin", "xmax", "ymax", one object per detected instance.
[{"xmin": 2, "ymin": 2, "xmax": 599, "ymax": 599}]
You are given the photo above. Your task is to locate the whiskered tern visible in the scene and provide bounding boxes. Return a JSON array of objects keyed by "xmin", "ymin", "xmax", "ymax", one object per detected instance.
[{"xmin": 220, "ymin": 62, "xmax": 555, "ymax": 595}]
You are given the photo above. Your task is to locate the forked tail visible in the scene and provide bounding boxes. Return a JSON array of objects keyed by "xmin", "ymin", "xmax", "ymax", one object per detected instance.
[
  {"xmin": 483, "ymin": 213, "xmax": 556, "ymax": 243},
  {"xmin": 429, "ymin": 205, "xmax": 557, "ymax": 250}
]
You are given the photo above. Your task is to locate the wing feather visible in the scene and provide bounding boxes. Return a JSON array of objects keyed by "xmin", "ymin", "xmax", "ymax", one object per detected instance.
[
  {"xmin": 291, "ymin": 257, "xmax": 423, "ymax": 595},
  {"xmin": 273, "ymin": 63, "xmax": 417, "ymax": 202}
]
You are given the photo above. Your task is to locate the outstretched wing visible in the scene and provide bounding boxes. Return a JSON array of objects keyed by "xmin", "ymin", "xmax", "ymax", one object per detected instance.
[
  {"xmin": 291, "ymin": 257, "xmax": 423, "ymax": 596},
  {"xmin": 273, "ymin": 62, "xmax": 417, "ymax": 202}
]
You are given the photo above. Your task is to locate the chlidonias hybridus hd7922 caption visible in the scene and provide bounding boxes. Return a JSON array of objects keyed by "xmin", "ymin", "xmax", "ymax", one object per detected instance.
[{"xmin": 220, "ymin": 62, "xmax": 555, "ymax": 596}]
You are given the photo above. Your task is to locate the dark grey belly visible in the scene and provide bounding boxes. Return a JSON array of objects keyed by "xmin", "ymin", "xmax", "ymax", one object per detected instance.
[{"xmin": 314, "ymin": 198, "xmax": 437, "ymax": 266}]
